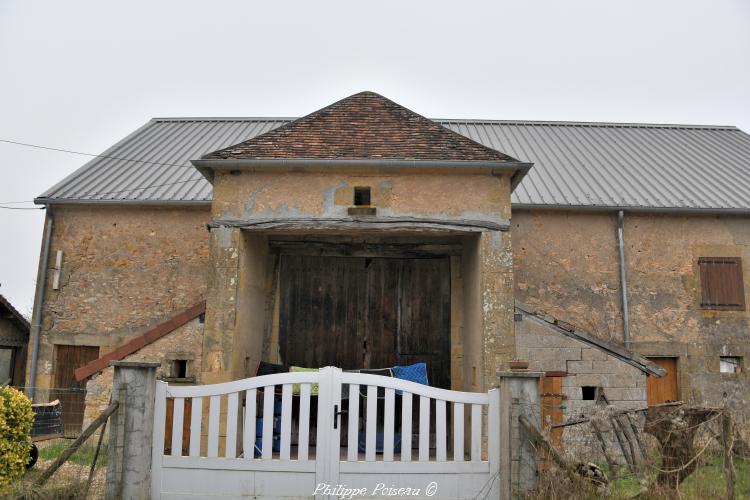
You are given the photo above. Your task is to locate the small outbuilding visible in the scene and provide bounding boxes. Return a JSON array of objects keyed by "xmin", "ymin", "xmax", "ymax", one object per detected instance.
[{"xmin": 0, "ymin": 294, "xmax": 30, "ymax": 387}]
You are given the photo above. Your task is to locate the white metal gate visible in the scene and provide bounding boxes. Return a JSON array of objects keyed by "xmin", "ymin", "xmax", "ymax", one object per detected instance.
[{"xmin": 152, "ymin": 367, "xmax": 502, "ymax": 499}]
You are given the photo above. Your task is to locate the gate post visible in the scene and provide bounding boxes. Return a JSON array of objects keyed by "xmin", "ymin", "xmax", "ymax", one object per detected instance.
[
  {"xmin": 497, "ymin": 371, "xmax": 542, "ymax": 499},
  {"xmin": 105, "ymin": 361, "xmax": 160, "ymax": 500}
]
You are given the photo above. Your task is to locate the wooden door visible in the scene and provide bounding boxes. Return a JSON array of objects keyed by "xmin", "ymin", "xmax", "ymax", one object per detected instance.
[
  {"xmin": 279, "ymin": 255, "xmax": 451, "ymax": 388},
  {"xmin": 53, "ymin": 345, "xmax": 100, "ymax": 436},
  {"xmin": 646, "ymin": 357, "xmax": 679, "ymax": 406},
  {"xmin": 539, "ymin": 375, "xmax": 564, "ymax": 467}
]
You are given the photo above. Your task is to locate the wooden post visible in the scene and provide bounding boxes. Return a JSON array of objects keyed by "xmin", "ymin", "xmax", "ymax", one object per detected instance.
[
  {"xmin": 610, "ymin": 417, "xmax": 634, "ymax": 472},
  {"xmin": 722, "ymin": 410, "xmax": 735, "ymax": 500},
  {"xmin": 590, "ymin": 419, "xmax": 617, "ymax": 473}
]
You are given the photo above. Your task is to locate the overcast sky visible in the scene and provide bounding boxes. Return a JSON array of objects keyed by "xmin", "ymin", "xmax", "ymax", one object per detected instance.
[{"xmin": 1, "ymin": 0, "xmax": 749, "ymax": 314}]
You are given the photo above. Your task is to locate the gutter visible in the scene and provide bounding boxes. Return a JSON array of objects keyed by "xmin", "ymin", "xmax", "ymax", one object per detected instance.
[
  {"xmin": 29, "ymin": 211, "xmax": 54, "ymax": 401},
  {"xmin": 512, "ymin": 203, "xmax": 750, "ymax": 216},
  {"xmin": 191, "ymin": 158, "xmax": 534, "ymax": 192},
  {"xmin": 616, "ymin": 210, "xmax": 630, "ymax": 349}
]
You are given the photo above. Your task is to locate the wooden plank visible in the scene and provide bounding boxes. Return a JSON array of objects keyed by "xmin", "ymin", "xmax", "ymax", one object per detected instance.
[
  {"xmin": 170, "ymin": 398, "xmax": 184, "ymax": 457},
  {"xmin": 471, "ymin": 404, "xmax": 481, "ymax": 462},
  {"xmin": 226, "ymin": 392, "xmax": 238, "ymax": 458},
  {"xmin": 280, "ymin": 384, "xmax": 292, "ymax": 460},
  {"xmin": 243, "ymin": 390, "xmax": 256, "ymax": 460},
  {"xmin": 453, "ymin": 402, "xmax": 464, "ymax": 462},
  {"xmin": 269, "ymin": 240, "xmax": 463, "ymax": 258},
  {"xmin": 365, "ymin": 385, "xmax": 377, "ymax": 462},
  {"xmin": 401, "ymin": 392, "xmax": 412, "ymax": 462},
  {"xmin": 262, "ymin": 388, "xmax": 274, "ymax": 460},
  {"xmin": 53, "ymin": 345, "xmax": 100, "ymax": 435},
  {"xmin": 347, "ymin": 384, "xmax": 360, "ymax": 461},
  {"xmin": 383, "ymin": 388, "xmax": 395, "ymax": 462},
  {"xmin": 436, "ymin": 399, "xmax": 446, "ymax": 462},
  {"xmin": 207, "ymin": 395, "xmax": 220, "ymax": 458},
  {"xmin": 419, "ymin": 396, "xmax": 430, "ymax": 462},
  {"xmin": 298, "ymin": 384, "xmax": 311, "ymax": 461},
  {"xmin": 211, "ymin": 216, "xmax": 510, "ymax": 233},
  {"xmin": 189, "ymin": 397, "xmax": 202, "ymax": 457}
]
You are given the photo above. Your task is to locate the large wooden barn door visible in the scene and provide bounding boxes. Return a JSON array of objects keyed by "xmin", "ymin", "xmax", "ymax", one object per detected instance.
[
  {"xmin": 53, "ymin": 345, "xmax": 100, "ymax": 436},
  {"xmin": 279, "ymin": 255, "xmax": 451, "ymax": 388}
]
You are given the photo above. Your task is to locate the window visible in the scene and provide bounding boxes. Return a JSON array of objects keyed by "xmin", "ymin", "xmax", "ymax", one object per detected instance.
[
  {"xmin": 171, "ymin": 359, "xmax": 189, "ymax": 379},
  {"xmin": 581, "ymin": 386, "xmax": 597, "ymax": 400},
  {"xmin": 698, "ymin": 257, "xmax": 746, "ymax": 310},
  {"xmin": 353, "ymin": 187, "xmax": 371, "ymax": 206},
  {"xmin": 720, "ymin": 356, "xmax": 742, "ymax": 374}
]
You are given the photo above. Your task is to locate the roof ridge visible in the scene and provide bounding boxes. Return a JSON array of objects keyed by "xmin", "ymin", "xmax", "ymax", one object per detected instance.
[{"xmin": 150, "ymin": 116, "xmax": 739, "ymax": 130}]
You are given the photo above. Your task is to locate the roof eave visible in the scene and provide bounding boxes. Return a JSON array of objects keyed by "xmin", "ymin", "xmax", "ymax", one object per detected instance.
[
  {"xmin": 513, "ymin": 203, "xmax": 750, "ymax": 215},
  {"xmin": 192, "ymin": 158, "xmax": 534, "ymax": 187},
  {"xmin": 33, "ymin": 197, "xmax": 211, "ymax": 207}
]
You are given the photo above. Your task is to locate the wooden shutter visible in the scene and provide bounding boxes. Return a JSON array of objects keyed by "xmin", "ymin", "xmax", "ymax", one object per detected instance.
[{"xmin": 698, "ymin": 257, "xmax": 746, "ymax": 310}]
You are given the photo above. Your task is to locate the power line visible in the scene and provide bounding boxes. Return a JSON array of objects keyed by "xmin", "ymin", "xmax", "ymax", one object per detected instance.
[{"xmin": 0, "ymin": 139, "xmax": 196, "ymax": 170}]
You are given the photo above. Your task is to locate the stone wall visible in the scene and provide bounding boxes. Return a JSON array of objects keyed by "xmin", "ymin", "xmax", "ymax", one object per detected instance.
[
  {"xmin": 29, "ymin": 205, "xmax": 210, "ymax": 396},
  {"xmin": 513, "ymin": 209, "xmax": 750, "ymax": 423}
]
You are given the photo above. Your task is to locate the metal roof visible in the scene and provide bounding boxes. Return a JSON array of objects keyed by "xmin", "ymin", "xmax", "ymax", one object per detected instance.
[{"xmin": 37, "ymin": 117, "xmax": 750, "ymax": 212}]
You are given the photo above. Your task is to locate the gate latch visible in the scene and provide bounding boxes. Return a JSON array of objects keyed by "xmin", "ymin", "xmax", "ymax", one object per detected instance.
[{"xmin": 333, "ymin": 404, "xmax": 348, "ymax": 429}]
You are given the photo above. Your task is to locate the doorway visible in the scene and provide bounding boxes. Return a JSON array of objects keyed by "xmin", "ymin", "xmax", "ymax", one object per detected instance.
[
  {"xmin": 53, "ymin": 345, "xmax": 100, "ymax": 435},
  {"xmin": 278, "ymin": 254, "xmax": 451, "ymax": 389},
  {"xmin": 646, "ymin": 357, "xmax": 679, "ymax": 406}
]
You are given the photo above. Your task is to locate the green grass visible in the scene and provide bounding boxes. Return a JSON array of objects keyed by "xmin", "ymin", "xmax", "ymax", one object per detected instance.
[
  {"xmin": 606, "ymin": 455, "xmax": 749, "ymax": 499},
  {"xmin": 37, "ymin": 440, "xmax": 108, "ymax": 467}
]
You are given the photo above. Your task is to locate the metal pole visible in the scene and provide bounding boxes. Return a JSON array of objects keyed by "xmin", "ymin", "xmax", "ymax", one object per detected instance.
[
  {"xmin": 29, "ymin": 210, "xmax": 53, "ymax": 401},
  {"xmin": 616, "ymin": 210, "xmax": 631, "ymax": 348}
]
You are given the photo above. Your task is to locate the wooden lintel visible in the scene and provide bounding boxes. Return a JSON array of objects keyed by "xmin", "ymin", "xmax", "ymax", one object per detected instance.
[
  {"xmin": 269, "ymin": 241, "xmax": 463, "ymax": 258},
  {"xmin": 209, "ymin": 216, "xmax": 509, "ymax": 233}
]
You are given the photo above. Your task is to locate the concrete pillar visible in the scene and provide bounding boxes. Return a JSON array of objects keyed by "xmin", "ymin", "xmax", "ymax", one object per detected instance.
[
  {"xmin": 202, "ymin": 225, "xmax": 242, "ymax": 384},
  {"xmin": 105, "ymin": 361, "xmax": 160, "ymax": 500},
  {"xmin": 479, "ymin": 231, "xmax": 515, "ymax": 388},
  {"xmin": 497, "ymin": 371, "xmax": 542, "ymax": 499}
]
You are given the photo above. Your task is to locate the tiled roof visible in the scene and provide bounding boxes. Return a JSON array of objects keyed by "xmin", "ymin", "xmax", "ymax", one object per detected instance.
[
  {"xmin": 0, "ymin": 294, "xmax": 30, "ymax": 333},
  {"xmin": 202, "ymin": 92, "xmax": 517, "ymax": 162}
]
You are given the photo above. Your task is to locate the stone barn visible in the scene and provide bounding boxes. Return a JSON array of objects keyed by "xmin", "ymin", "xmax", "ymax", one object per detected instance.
[{"xmin": 24, "ymin": 91, "xmax": 750, "ymax": 438}]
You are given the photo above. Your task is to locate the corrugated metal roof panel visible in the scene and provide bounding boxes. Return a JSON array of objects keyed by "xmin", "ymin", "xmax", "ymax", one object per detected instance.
[{"xmin": 37, "ymin": 118, "xmax": 750, "ymax": 211}]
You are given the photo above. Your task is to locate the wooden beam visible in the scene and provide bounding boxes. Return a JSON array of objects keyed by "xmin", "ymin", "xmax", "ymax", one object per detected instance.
[
  {"xmin": 209, "ymin": 216, "xmax": 509, "ymax": 233},
  {"xmin": 269, "ymin": 240, "xmax": 463, "ymax": 258}
]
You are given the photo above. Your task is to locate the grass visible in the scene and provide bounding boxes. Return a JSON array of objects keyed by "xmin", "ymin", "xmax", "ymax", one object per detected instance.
[
  {"xmin": 606, "ymin": 454, "xmax": 749, "ymax": 499},
  {"xmin": 37, "ymin": 440, "xmax": 108, "ymax": 467}
]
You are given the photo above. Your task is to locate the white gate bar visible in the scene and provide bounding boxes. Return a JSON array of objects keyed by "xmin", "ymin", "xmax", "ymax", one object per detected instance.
[
  {"xmin": 280, "ymin": 384, "xmax": 293, "ymax": 460},
  {"xmin": 170, "ymin": 397, "xmax": 184, "ymax": 457},
  {"xmin": 166, "ymin": 371, "xmax": 321, "ymax": 398},
  {"xmin": 189, "ymin": 397, "xmax": 202, "ymax": 457},
  {"xmin": 453, "ymin": 402, "xmax": 464, "ymax": 462},
  {"xmin": 226, "ymin": 392, "xmax": 238, "ymax": 458},
  {"xmin": 207, "ymin": 395, "xmax": 220, "ymax": 458},
  {"xmin": 262, "ymin": 387, "xmax": 274, "ymax": 460},
  {"xmin": 340, "ymin": 372, "xmax": 488, "ymax": 405},
  {"xmin": 436, "ymin": 399, "xmax": 446, "ymax": 462},
  {"xmin": 151, "ymin": 381, "xmax": 167, "ymax": 500},
  {"xmin": 488, "ymin": 389, "xmax": 501, "ymax": 482},
  {"xmin": 243, "ymin": 389, "xmax": 256, "ymax": 460},
  {"xmin": 298, "ymin": 383, "xmax": 311, "ymax": 461},
  {"xmin": 383, "ymin": 388, "xmax": 395, "ymax": 462},
  {"xmin": 419, "ymin": 396, "xmax": 430, "ymax": 462},
  {"xmin": 471, "ymin": 404, "xmax": 481, "ymax": 462},
  {"xmin": 401, "ymin": 392, "xmax": 412, "ymax": 462},
  {"xmin": 365, "ymin": 385, "xmax": 377, "ymax": 462},
  {"xmin": 347, "ymin": 384, "xmax": 359, "ymax": 461}
]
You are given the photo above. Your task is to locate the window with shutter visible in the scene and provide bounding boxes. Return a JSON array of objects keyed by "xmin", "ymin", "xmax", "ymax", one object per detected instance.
[{"xmin": 698, "ymin": 257, "xmax": 746, "ymax": 310}]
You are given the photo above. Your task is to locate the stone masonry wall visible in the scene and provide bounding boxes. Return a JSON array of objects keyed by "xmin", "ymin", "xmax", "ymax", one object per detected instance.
[
  {"xmin": 29, "ymin": 205, "xmax": 210, "ymax": 397},
  {"xmin": 515, "ymin": 311, "xmax": 647, "ymax": 462},
  {"xmin": 513, "ymin": 210, "xmax": 750, "ymax": 426}
]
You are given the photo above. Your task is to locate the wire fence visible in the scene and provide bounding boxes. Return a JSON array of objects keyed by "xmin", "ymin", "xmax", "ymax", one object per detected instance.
[{"xmin": 15, "ymin": 386, "xmax": 89, "ymax": 438}]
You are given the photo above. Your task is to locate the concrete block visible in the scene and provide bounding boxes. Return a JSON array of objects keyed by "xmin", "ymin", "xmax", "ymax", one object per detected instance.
[
  {"xmin": 529, "ymin": 347, "xmax": 582, "ymax": 361},
  {"xmin": 566, "ymin": 360, "xmax": 593, "ymax": 373},
  {"xmin": 581, "ymin": 348, "xmax": 608, "ymax": 361}
]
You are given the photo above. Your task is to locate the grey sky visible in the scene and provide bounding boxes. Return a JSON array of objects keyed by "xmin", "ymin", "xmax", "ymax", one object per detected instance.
[{"xmin": 1, "ymin": 0, "xmax": 748, "ymax": 314}]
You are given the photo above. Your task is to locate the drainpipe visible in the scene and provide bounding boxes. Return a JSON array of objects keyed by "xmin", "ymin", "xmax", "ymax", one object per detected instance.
[
  {"xmin": 616, "ymin": 210, "xmax": 631, "ymax": 349},
  {"xmin": 29, "ymin": 210, "xmax": 53, "ymax": 401}
]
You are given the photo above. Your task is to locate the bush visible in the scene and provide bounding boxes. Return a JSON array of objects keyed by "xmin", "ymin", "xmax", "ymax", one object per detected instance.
[{"xmin": 0, "ymin": 387, "xmax": 34, "ymax": 491}]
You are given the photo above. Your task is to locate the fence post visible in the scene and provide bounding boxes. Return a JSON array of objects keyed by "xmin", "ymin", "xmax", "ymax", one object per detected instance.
[
  {"xmin": 105, "ymin": 361, "xmax": 160, "ymax": 500},
  {"xmin": 497, "ymin": 371, "xmax": 542, "ymax": 499}
]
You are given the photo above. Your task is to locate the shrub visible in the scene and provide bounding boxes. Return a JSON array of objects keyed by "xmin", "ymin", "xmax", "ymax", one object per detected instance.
[{"xmin": 0, "ymin": 386, "xmax": 34, "ymax": 490}]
